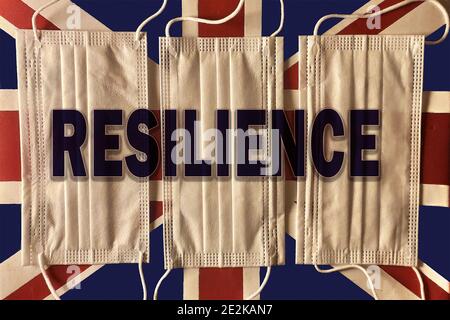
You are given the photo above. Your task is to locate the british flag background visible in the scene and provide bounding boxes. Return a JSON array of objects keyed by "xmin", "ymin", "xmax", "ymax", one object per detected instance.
[{"xmin": 0, "ymin": 0, "xmax": 449, "ymax": 300}]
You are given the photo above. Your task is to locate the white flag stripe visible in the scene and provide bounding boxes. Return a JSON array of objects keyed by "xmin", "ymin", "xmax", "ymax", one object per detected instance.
[
  {"xmin": 423, "ymin": 91, "xmax": 450, "ymax": 113},
  {"xmin": 183, "ymin": 268, "xmax": 200, "ymax": 300},
  {"xmin": 151, "ymin": 216, "xmax": 163, "ymax": 231},
  {"xmin": 245, "ymin": 0, "xmax": 262, "ymax": 36},
  {"xmin": 323, "ymin": 0, "xmax": 385, "ymax": 35},
  {"xmin": 22, "ymin": 0, "xmax": 106, "ymax": 31},
  {"xmin": 0, "ymin": 252, "xmax": 42, "ymax": 299},
  {"xmin": 381, "ymin": 1, "xmax": 449, "ymax": 36},
  {"xmin": 243, "ymin": 267, "xmax": 261, "ymax": 300},
  {"xmin": 419, "ymin": 261, "xmax": 450, "ymax": 294},
  {"xmin": 43, "ymin": 265, "xmax": 104, "ymax": 300},
  {"xmin": 0, "ymin": 182, "xmax": 21, "ymax": 204},
  {"xmin": 0, "ymin": 15, "xmax": 16, "ymax": 38},
  {"xmin": 421, "ymin": 184, "xmax": 449, "ymax": 207},
  {"xmin": 336, "ymin": 265, "xmax": 420, "ymax": 300},
  {"xmin": 182, "ymin": 0, "xmax": 198, "ymax": 37},
  {"xmin": 0, "ymin": 89, "xmax": 18, "ymax": 110}
]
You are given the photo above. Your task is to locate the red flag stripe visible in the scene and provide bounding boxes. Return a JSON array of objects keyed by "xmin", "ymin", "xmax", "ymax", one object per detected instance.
[
  {"xmin": 0, "ymin": 0, "xmax": 58, "ymax": 30},
  {"xmin": 381, "ymin": 266, "xmax": 450, "ymax": 300},
  {"xmin": 421, "ymin": 113, "xmax": 450, "ymax": 186},
  {"xmin": 199, "ymin": 267, "xmax": 244, "ymax": 300},
  {"xmin": 0, "ymin": 111, "xmax": 21, "ymax": 181},
  {"xmin": 5, "ymin": 265, "xmax": 90, "ymax": 300},
  {"xmin": 3, "ymin": 200, "xmax": 161, "ymax": 300},
  {"xmin": 284, "ymin": 63, "xmax": 298, "ymax": 90},
  {"xmin": 284, "ymin": 0, "xmax": 428, "ymax": 91},
  {"xmin": 338, "ymin": 0, "xmax": 422, "ymax": 35},
  {"xmin": 198, "ymin": 0, "xmax": 245, "ymax": 37}
]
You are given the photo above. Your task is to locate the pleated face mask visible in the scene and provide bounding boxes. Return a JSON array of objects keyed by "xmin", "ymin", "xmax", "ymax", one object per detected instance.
[
  {"xmin": 16, "ymin": 0, "xmax": 168, "ymax": 300},
  {"xmin": 156, "ymin": 0, "xmax": 285, "ymax": 300},
  {"xmin": 295, "ymin": 0, "xmax": 449, "ymax": 299}
]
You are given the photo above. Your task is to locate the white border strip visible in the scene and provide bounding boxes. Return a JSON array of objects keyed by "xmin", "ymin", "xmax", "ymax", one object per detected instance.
[
  {"xmin": 0, "ymin": 89, "xmax": 18, "ymax": 111},
  {"xmin": 420, "ymin": 184, "xmax": 449, "ymax": 207},
  {"xmin": 423, "ymin": 91, "xmax": 450, "ymax": 113},
  {"xmin": 0, "ymin": 182, "xmax": 21, "ymax": 204},
  {"xmin": 245, "ymin": 0, "xmax": 262, "ymax": 36}
]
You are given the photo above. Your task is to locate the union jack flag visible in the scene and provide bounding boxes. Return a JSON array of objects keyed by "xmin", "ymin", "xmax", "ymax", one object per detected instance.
[{"xmin": 0, "ymin": 0, "xmax": 448, "ymax": 300}]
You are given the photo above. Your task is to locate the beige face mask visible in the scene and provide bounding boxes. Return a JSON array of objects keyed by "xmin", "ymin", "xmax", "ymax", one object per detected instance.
[
  {"xmin": 17, "ymin": 0, "xmax": 168, "ymax": 300},
  {"xmin": 296, "ymin": 0, "xmax": 449, "ymax": 300},
  {"xmin": 156, "ymin": 0, "xmax": 285, "ymax": 300}
]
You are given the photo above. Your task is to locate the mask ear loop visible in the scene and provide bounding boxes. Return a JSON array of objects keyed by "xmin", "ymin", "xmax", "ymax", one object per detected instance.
[
  {"xmin": 313, "ymin": 0, "xmax": 449, "ymax": 45},
  {"xmin": 412, "ymin": 267, "xmax": 426, "ymax": 300},
  {"xmin": 134, "ymin": 0, "xmax": 169, "ymax": 43},
  {"xmin": 39, "ymin": 252, "xmax": 147, "ymax": 300},
  {"xmin": 38, "ymin": 253, "xmax": 61, "ymax": 300},
  {"xmin": 165, "ymin": 0, "xmax": 285, "ymax": 37},
  {"xmin": 270, "ymin": 0, "xmax": 285, "ymax": 37},
  {"xmin": 314, "ymin": 264, "xmax": 379, "ymax": 300},
  {"xmin": 153, "ymin": 269, "xmax": 172, "ymax": 300},
  {"xmin": 138, "ymin": 251, "xmax": 148, "ymax": 300},
  {"xmin": 164, "ymin": 0, "xmax": 245, "ymax": 37},
  {"xmin": 246, "ymin": 266, "xmax": 271, "ymax": 300},
  {"xmin": 32, "ymin": 0, "xmax": 61, "ymax": 44}
]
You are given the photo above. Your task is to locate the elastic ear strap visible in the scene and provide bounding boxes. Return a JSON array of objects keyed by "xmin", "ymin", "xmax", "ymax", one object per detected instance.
[
  {"xmin": 165, "ymin": 0, "xmax": 285, "ymax": 37},
  {"xmin": 165, "ymin": 0, "xmax": 245, "ymax": 37},
  {"xmin": 313, "ymin": 0, "xmax": 449, "ymax": 45},
  {"xmin": 314, "ymin": 264, "xmax": 379, "ymax": 300},
  {"xmin": 271, "ymin": 0, "xmax": 285, "ymax": 37},
  {"xmin": 412, "ymin": 267, "xmax": 426, "ymax": 300},
  {"xmin": 38, "ymin": 253, "xmax": 61, "ymax": 300},
  {"xmin": 246, "ymin": 266, "xmax": 272, "ymax": 300},
  {"xmin": 153, "ymin": 269, "xmax": 172, "ymax": 300},
  {"xmin": 32, "ymin": 0, "xmax": 60, "ymax": 42},
  {"xmin": 138, "ymin": 251, "xmax": 148, "ymax": 300},
  {"xmin": 135, "ymin": 0, "xmax": 169, "ymax": 42}
]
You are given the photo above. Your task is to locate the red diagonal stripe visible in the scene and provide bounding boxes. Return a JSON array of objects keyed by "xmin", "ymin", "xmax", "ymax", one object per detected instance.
[
  {"xmin": 5, "ymin": 265, "xmax": 90, "ymax": 300},
  {"xmin": 0, "ymin": 0, "xmax": 58, "ymax": 30},
  {"xmin": 421, "ymin": 113, "xmax": 450, "ymax": 186},
  {"xmin": 285, "ymin": 0, "xmax": 426, "ymax": 91},
  {"xmin": 198, "ymin": 0, "xmax": 245, "ymax": 37},
  {"xmin": 338, "ymin": 0, "xmax": 422, "ymax": 35},
  {"xmin": 199, "ymin": 267, "xmax": 244, "ymax": 300},
  {"xmin": 381, "ymin": 266, "xmax": 450, "ymax": 300},
  {"xmin": 284, "ymin": 63, "xmax": 298, "ymax": 90},
  {"xmin": 150, "ymin": 201, "xmax": 163, "ymax": 222}
]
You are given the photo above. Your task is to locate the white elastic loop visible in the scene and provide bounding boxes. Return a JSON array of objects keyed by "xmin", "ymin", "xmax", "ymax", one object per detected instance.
[
  {"xmin": 37, "ymin": 253, "xmax": 61, "ymax": 300},
  {"xmin": 314, "ymin": 264, "xmax": 379, "ymax": 300},
  {"xmin": 165, "ymin": 0, "xmax": 285, "ymax": 37},
  {"xmin": 153, "ymin": 269, "xmax": 172, "ymax": 300},
  {"xmin": 412, "ymin": 267, "xmax": 426, "ymax": 300},
  {"xmin": 313, "ymin": 0, "xmax": 449, "ymax": 45},
  {"xmin": 165, "ymin": 0, "xmax": 245, "ymax": 37},
  {"xmin": 138, "ymin": 251, "xmax": 148, "ymax": 300},
  {"xmin": 32, "ymin": 0, "xmax": 60, "ymax": 42},
  {"xmin": 246, "ymin": 266, "xmax": 271, "ymax": 300},
  {"xmin": 270, "ymin": 0, "xmax": 285, "ymax": 37},
  {"xmin": 134, "ymin": 0, "xmax": 169, "ymax": 42}
]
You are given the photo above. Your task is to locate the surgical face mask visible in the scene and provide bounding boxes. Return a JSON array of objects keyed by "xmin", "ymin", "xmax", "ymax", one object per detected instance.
[
  {"xmin": 16, "ymin": 0, "xmax": 168, "ymax": 300},
  {"xmin": 296, "ymin": 0, "xmax": 449, "ymax": 300},
  {"xmin": 155, "ymin": 0, "xmax": 285, "ymax": 300}
]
